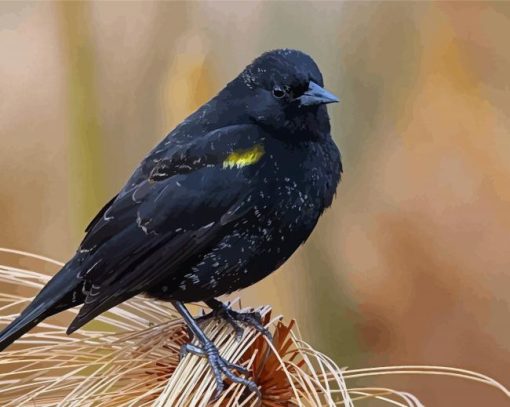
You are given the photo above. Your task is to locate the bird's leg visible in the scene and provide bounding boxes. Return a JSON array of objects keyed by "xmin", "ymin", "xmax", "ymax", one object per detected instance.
[
  {"xmin": 197, "ymin": 298, "xmax": 272, "ymax": 341},
  {"xmin": 172, "ymin": 300, "xmax": 260, "ymax": 400}
]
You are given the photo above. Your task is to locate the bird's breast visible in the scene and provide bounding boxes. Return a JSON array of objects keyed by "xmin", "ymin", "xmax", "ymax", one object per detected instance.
[
  {"xmin": 261, "ymin": 137, "xmax": 340, "ymax": 209},
  {"xmin": 239, "ymin": 137, "xmax": 341, "ymax": 250}
]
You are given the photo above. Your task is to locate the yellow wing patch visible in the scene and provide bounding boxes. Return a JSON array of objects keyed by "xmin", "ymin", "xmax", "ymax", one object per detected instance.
[{"xmin": 223, "ymin": 144, "xmax": 265, "ymax": 169}]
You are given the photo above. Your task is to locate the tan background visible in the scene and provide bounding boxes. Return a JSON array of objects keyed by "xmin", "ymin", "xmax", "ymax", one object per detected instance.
[{"xmin": 1, "ymin": 2, "xmax": 510, "ymax": 405}]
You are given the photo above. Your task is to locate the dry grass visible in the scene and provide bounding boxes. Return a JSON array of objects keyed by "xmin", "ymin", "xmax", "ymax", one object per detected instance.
[{"xmin": 0, "ymin": 248, "xmax": 508, "ymax": 406}]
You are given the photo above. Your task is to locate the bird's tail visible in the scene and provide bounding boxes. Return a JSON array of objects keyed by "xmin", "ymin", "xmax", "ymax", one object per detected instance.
[
  {"xmin": 0, "ymin": 261, "xmax": 81, "ymax": 351},
  {"xmin": 0, "ymin": 303, "xmax": 52, "ymax": 351}
]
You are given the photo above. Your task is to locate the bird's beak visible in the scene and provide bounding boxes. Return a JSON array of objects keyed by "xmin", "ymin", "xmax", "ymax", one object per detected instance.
[{"xmin": 299, "ymin": 81, "xmax": 339, "ymax": 106}]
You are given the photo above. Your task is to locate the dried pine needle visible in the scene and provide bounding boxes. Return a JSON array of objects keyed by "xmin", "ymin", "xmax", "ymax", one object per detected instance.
[{"xmin": 0, "ymin": 248, "xmax": 509, "ymax": 406}]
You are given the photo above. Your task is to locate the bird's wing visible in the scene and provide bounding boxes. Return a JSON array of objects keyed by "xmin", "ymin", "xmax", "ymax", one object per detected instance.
[
  {"xmin": 80, "ymin": 122, "xmax": 261, "ymax": 243},
  {"xmin": 67, "ymin": 124, "xmax": 266, "ymax": 333}
]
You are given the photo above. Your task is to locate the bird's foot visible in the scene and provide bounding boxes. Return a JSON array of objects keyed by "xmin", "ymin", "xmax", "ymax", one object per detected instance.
[
  {"xmin": 197, "ymin": 301, "xmax": 272, "ymax": 341},
  {"xmin": 180, "ymin": 340, "xmax": 260, "ymax": 400}
]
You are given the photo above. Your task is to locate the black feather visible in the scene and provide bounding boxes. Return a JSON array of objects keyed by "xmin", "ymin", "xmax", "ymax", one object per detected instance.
[{"xmin": 0, "ymin": 261, "xmax": 82, "ymax": 350}]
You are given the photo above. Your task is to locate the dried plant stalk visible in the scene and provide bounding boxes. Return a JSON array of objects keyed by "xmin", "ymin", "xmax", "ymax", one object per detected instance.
[{"xmin": 0, "ymin": 248, "xmax": 508, "ymax": 406}]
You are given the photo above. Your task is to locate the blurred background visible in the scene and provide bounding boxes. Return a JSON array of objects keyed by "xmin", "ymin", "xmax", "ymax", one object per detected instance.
[{"xmin": 1, "ymin": 1, "xmax": 510, "ymax": 405}]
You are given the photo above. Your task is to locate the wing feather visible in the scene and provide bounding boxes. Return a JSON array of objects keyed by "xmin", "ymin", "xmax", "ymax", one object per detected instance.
[{"xmin": 67, "ymin": 124, "xmax": 265, "ymax": 333}]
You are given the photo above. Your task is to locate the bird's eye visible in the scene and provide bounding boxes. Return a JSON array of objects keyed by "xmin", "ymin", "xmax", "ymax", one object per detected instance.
[{"xmin": 272, "ymin": 86, "xmax": 286, "ymax": 99}]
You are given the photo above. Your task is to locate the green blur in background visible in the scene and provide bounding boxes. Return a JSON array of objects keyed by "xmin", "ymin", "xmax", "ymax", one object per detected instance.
[{"xmin": 1, "ymin": 2, "xmax": 510, "ymax": 406}]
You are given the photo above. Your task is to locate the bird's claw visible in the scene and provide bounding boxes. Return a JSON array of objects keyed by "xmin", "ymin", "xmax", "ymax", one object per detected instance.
[
  {"xmin": 180, "ymin": 340, "xmax": 260, "ymax": 400},
  {"xmin": 196, "ymin": 303, "xmax": 272, "ymax": 341},
  {"xmin": 180, "ymin": 343, "xmax": 205, "ymax": 359},
  {"xmin": 231, "ymin": 310, "xmax": 272, "ymax": 341}
]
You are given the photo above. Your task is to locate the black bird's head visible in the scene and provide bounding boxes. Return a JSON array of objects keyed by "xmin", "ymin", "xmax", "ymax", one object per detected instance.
[{"xmin": 224, "ymin": 49, "xmax": 339, "ymax": 139}]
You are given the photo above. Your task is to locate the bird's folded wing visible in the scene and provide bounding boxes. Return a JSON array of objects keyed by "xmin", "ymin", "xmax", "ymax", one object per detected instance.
[{"xmin": 67, "ymin": 124, "xmax": 265, "ymax": 333}]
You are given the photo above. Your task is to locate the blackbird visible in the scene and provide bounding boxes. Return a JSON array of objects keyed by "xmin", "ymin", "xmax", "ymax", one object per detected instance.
[{"xmin": 0, "ymin": 49, "xmax": 341, "ymax": 398}]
